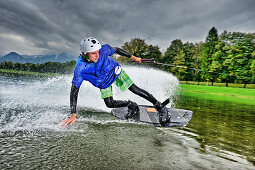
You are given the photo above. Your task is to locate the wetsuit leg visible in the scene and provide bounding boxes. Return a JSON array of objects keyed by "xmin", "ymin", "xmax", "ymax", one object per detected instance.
[
  {"xmin": 103, "ymin": 96, "xmax": 129, "ymax": 108},
  {"xmin": 128, "ymin": 84, "xmax": 158, "ymax": 105},
  {"xmin": 128, "ymin": 83, "xmax": 171, "ymax": 123},
  {"xmin": 104, "ymin": 96, "xmax": 139, "ymax": 119}
]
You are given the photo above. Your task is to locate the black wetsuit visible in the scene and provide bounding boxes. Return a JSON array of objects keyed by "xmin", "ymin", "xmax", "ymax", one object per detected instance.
[{"xmin": 70, "ymin": 47, "xmax": 158, "ymax": 114}]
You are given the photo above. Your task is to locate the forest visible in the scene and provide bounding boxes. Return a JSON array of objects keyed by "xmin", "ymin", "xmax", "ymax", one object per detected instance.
[
  {"xmin": 1, "ymin": 27, "xmax": 254, "ymax": 86},
  {"xmin": 119, "ymin": 27, "xmax": 255, "ymax": 86}
]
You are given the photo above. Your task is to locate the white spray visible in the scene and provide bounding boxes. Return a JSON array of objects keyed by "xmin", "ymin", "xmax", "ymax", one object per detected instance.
[{"xmin": 0, "ymin": 65, "xmax": 179, "ymax": 132}]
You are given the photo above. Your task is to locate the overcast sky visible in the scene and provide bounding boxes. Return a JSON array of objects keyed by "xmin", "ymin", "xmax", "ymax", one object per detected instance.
[{"xmin": 0, "ymin": 0, "xmax": 254, "ymax": 56}]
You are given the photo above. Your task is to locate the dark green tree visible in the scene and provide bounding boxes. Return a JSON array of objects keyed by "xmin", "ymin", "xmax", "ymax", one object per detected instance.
[
  {"xmin": 171, "ymin": 49, "xmax": 185, "ymax": 79},
  {"xmin": 147, "ymin": 45, "xmax": 162, "ymax": 61},
  {"xmin": 251, "ymin": 57, "xmax": 255, "ymax": 83},
  {"xmin": 201, "ymin": 27, "xmax": 219, "ymax": 84},
  {"xmin": 183, "ymin": 42, "xmax": 195, "ymax": 82},
  {"xmin": 192, "ymin": 42, "xmax": 203, "ymax": 84},
  {"xmin": 227, "ymin": 33, "xmax": 255, "ymax": 87},
  {"xmin": 121, "ymin": 38, "xmax": 148, "ymax": 59},
  {"xmin": 212, "ymin": 40, "xmax": 231, "ymax": 86},
  {"xmin": 163, "ymin": 39, "xmax": 183, "ymax": 64}
]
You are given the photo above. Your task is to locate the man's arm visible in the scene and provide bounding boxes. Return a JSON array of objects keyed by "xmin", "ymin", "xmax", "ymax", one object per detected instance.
[
  {"xmin": 70, "ymin": 84, "xmax": 79, "ymax": 114},
  {"xmin": 61, "ymin": 84, "xmax": 79, "ymax": 127},
  {"xmin": 113, "ymin": 47, "xmax": 142, "ymax": 63}
]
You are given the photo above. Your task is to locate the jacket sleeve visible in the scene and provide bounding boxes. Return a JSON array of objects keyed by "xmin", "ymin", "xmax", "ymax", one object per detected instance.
[
  {"xmin": 72, "ymin": 62, "xmax": 84, "ymax": 89},
  {"xmin": 70, "ymin": 83, "xmax": 79, "ymax": 114}
]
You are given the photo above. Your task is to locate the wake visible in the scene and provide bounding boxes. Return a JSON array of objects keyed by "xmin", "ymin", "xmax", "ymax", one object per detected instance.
[{"xmin": 0, "ymin": 65, "xmax": 179, "ymax": 132}]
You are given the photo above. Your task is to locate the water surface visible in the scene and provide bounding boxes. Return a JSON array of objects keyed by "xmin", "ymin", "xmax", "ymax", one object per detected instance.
[{"xmin": 0, "ymin": 66, "xmax": 254, "ymax": 169}]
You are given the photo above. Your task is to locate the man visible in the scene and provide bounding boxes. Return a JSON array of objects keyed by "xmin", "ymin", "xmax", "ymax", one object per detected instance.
[{"xmin": 62, "ymin": 37, "xmax": 170, "ymax": 127}]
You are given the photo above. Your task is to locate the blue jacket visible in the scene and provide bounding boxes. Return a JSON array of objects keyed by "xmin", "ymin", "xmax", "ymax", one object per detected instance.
[{"xmin": 72, "ymin": 44, "xmax": 121, "ymax": 89}]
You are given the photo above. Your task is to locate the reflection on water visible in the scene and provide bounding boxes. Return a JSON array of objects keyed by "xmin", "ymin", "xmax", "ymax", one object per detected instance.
[
  {"xmin": 1, "ymin": 119, "xmax": 254, "ymax": 169},
  {"xmin": 176, "ymin": 93, "xmax": 255, "ymax": 166},
  {"xmin": 0, "ymin": 67, "xmax": 255, "ymax": 169}
]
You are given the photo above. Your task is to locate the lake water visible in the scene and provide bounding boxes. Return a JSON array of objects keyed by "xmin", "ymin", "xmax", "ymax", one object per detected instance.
[{"xmin": 0, "ymin": 66, "xmax": 254, "ymax": 169}]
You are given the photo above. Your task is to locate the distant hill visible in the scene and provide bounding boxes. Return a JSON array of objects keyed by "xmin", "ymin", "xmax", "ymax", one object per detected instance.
[{"xmin": 0, "ymin": 52, "xmax": 78, "ymax": 64}]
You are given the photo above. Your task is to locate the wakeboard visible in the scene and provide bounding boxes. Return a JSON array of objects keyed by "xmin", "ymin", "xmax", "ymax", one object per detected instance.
[{"xmin": 110, "ymin": 100, "xmax": 193, "ymax": 127}]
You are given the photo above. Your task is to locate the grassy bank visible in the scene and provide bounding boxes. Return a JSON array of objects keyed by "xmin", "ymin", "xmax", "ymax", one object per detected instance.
[
  {"xmin": 180, "ymin": 81, "xmax": 255, "ymax": 89},
  {"xmin": 180, "ymin": 84, "xmax": 255, "ymax": 105},
  {"xmin": 0, "ymin": 69, "xmax": 60, "ymax": 77}
]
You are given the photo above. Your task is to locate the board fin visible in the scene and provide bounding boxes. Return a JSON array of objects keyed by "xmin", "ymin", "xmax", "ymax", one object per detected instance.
[{"xmin": 162, "ymin": 99, "xmax": 170, "ymax": 107}]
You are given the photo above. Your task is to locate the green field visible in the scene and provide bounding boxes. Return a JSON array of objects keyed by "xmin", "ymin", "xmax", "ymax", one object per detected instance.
[
  {"xmin": 180, "ymin": 81, "xmax": 255, "ymax": 89},
  {"xmin": 180, "ymin": 84, "xmax": 255, "ymax": 105}
]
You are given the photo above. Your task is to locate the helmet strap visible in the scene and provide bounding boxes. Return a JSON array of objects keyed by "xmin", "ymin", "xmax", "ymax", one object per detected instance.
[{"xmin": 81, "ymin": 53, "xmax": 92, "ymax": 63}]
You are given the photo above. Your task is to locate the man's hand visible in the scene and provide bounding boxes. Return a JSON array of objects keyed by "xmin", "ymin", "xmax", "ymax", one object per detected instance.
[
  {"xmin": 61, "ymin": 113, "xmax": 76, "ymax": 127},
  {"xmin": 130, "ymin": 55, "xmax": 142, "ymax": 63}
]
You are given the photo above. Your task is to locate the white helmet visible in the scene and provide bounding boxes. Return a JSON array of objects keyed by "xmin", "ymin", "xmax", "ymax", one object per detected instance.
[{"xmin": 80, "ymin": 37, "xmax": 101, "ymax": 53}]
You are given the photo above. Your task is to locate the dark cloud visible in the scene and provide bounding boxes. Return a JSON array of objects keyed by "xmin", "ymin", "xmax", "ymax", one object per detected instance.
[{"xmin": 0, "ymin": 0, "xmax": 254, "ymax": 55}]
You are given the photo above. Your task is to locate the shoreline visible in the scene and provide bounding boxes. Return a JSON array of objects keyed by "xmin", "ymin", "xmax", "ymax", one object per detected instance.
[{"xmin": 0, "ymin": 69, "xmax": 60, "ymax": 77}]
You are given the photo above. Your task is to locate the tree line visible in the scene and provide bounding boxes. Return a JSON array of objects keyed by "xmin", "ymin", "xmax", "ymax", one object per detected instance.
[
  {"xmin": 1, "ymin": 27, "xmax": 254, "ymax": 86},
  {"xmin": 118, "ymin": 27, "xmax": 255, "ymax": 87},
  {"xmin": 0, "ymin": 60, "xmax": 76, "ymax": 74}
]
